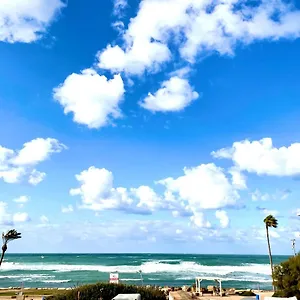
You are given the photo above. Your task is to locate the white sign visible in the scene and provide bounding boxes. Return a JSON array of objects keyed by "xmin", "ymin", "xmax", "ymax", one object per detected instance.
[{"xmin": 110, "ymin": 273, "xmax": 119, "ymax": 284}]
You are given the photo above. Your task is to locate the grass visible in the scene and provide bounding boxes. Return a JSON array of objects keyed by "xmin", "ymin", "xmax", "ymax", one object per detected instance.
[{"xmin": 0, "ymin": 289, "xmax": 63, "ymax": 297}]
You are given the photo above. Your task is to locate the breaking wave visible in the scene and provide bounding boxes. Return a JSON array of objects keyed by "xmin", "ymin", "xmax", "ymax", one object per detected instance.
[{"xmin": 0, "ymin": 260, "xmax": 270, "ymax": 277}]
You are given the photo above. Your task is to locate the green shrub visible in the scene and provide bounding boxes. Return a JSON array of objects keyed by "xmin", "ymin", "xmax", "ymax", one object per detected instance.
[
  {"xmin": 273, "ymin": 290, "xmax": 291, "ymax": 298},
  {"xmin": 238, "ymin": 291, "xmax": 256, "ymax": 296},
  {"xmin": 273, "ymin": 254, "xmax": 300, "ymax": 299},
  {"xmin": 46, "ymin": 283, "xmax": 166, "ymax": 300}
]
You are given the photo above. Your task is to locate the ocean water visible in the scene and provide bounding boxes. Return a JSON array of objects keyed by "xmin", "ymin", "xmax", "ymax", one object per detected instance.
[{"xmin": 0, "ymin": 254, "xmax": 289, "ymax": 290}]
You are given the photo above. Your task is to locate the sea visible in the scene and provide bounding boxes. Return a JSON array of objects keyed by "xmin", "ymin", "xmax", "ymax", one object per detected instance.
[{"xmin": 0, "ymin": 254, "xmax": 289, "ymax": 290}]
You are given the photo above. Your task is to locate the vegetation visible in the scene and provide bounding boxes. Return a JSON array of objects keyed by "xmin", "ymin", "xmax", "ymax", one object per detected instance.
[
  {"xmin": 237, "ymin": 291, "xmax": 256, "ymax": 296},
  {"xmin": 0, "ymin": 229, "xmax": 21, "ymax": 266},
  {"xmin": 264, "ymin": 214, "xmax": 278, "ymax": 291},
  {"xmin": 273, "ymin": 254, "xmax": 300, "ymax": 299},
  {"xmin": 46, "ymin": 282, "xmax": 166, "ymax": 300}
]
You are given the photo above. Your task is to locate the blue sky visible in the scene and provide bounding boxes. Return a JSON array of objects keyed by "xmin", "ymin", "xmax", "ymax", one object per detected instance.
[{"xmin": 1, "ymin": 0, "xmax": 300, "ymax": 254}]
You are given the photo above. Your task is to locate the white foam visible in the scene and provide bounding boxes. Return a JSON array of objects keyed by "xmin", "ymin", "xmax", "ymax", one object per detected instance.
[
  {"xmin": 42, "ymin": 280, "xmax": 71, "ymax": 283},
  {"xmin": 175, "ymin": 276, "xmax": 272, "ymax": 283},
  {"xmin": 0, "ymin": 274, "xmax": 55, "ymax": 279},
  {"xmin": 120, "ymin": 279, "xmax": 142, "ymax": 281},
  {"xmin": 139, "ymin": 261, "xmax": 271, "ymax": 276},
  {"xmin": 0, "ymin": 261, "xmax": 271, "ymax": 277}
]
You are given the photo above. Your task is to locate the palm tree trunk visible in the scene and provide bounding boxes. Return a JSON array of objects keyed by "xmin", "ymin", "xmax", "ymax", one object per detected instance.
[
  {"xmin": 0, "ymin": 250, "xmax": 6, "ymax": 267},
  {"xmin": 266, "ymin": 225, "xmax": 275, "ymax": 292}
]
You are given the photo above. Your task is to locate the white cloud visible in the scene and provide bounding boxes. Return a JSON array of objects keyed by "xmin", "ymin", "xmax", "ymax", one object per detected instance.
[
  {"xmin": 295, "ymin": 208, "xmax": 300, "ymax": 217},
  {"xmin": 252, "ymin": 227, "xmax": 280, "ymax": 240},
  {"xmin": 113, "ymin": 0, "xmax": 128, "ymax": 16},
  {"xmin": 70, "ymin": 167, "xmax": 133, "ymax": 211},
  {"xmin": 13, "ymin": 196, "xmax": 29, "ymax": 204},
  {"xmin": 28, "ymin": 169, "xmax": 46, "ymax": 185},
  {"xmin": 0, "ymin": 146, "xmax": 14, "ymax": 165},
  {"xmin": 97, "ymin": 0, "xmax": 300, "ymax": 75},
  {"xmin": 216, "ymin": 210, "xmax": 230, "ymax": 228},
  {"xmin": 112, "ymin": 21, "xmax": 125, "ymax": 34},
  {"xmin": 179, "ymin": 0, "xmax": 300, "ymax": 62},
  {"xmin": 294, "ymin": 231, "xmax": 300, "ymax": 238},
  {"xmin": 190, "ymin": 212, "xmax": 211, "ymax": 228},
  {"xmin": 97, "ymin": 43, "xmax": 170, "ymax": 76},
  {"xmin": 0, "ymin": 0, "xmax": 65, "ymax": 43},
  {"xmin": 132, "ymin": 186, "xmax": 162, "ymax": 211},
  {"xmin": 61, "ymin": 205, "xmax": 74, "ymax": 213},
  {"xmin": 70, "ymin": 166, "xmax": 169, "ymax": 213},
  {"xmin": 251, "ymin": 188, "xmax": 291, "ymax": 202},
  {"xmin": 0, "ymin": 202, "xmax": 13, "ymax": 225},
  {"xmin": 251, "ymin": 189, "xmax": 270, "ymax": 201},
  {"xmin": 140, "ymin": 76, "xmax": 199, "ymax": 112},
  {"xmin": 228, "ymin": 167, "xmax": 247, "ymax": 190},
  {"xmin": 0, "ymin": 138, "xmax": 65, "ymax": 184},
  {"xmin": 13, "ymin": 212, "xmax": 30, "ymax": 223},
  {"xmin": 12, "ymin": 138, "xmax": 66, "ymax": 166},
  {"xmin": 0, "ymin": 167, "xmax": 25, "ymax": 183},
  {"xmin": 40, "ymin": 215, "xmax": 49, "ymax": 224},
  {"xmin": 53, "ymin": 69, "xmax": 125, "ymax": 129},
  {"xmin": 158, "ymin": 163, "xmax": 241, "ymax": 210},
  {"xmin": 260, "ymin": 208, "xmax": 279, "ymax": 217},
  {"xmin": 269, "ymin": 231, "xmax": 280, "ymax": 239},
  {"xmin": 212, "ymin": 138, "xmax": 300, "ymax": 176},
  {"xmin": 280, "ymin": 189, "xmax": 291, "ymax": 200}
]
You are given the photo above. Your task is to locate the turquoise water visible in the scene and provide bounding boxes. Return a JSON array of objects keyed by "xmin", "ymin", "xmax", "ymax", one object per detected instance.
[{"xmin": 0, "ymin": 254, "xmax": 289, "ymax": 289}]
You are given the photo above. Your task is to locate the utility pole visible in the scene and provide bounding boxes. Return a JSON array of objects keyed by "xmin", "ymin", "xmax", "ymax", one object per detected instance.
[{"xmin": 291, "ymin": 239, "xmax": 296, "ymax": 256}]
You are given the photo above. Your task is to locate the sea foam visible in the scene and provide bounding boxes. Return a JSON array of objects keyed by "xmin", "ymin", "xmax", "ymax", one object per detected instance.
[{"xmin": 0, "ymin": 260, "xmax": 271, "ymax": 277}]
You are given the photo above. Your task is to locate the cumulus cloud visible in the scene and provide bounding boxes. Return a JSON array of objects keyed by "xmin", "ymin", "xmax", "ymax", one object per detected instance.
[
  {"xmin": 70, "ymin": 161, "xmax": 247, "ymax": 232},
  {"xmin": 53, "ymin": 69, "xmax": 125, "ymax": 129},
  {"xmin": 132, "ymin": 186, "xmax": 163, "ymax": 211},
  {"xmin": 70, "ymin": 167, "xmax": 133, "ymax": 211},
  {"xmin": 13, "ymin": 212, "xmax": 31, "ymax": 223},
  {"xmin": 28, "ymin": 170, "xmax": 46, "ymax": 185},
  {"xmin": 212, "ymin": 138, "xmax": 300, "ymax": 176},
  {"xmin": 251, "ymin": 227, "xmax": 281, "ymax": 240},
  {"xmin": 0, "ymin": 202, "xmax": 31, "ymax": 224},
  {"xmin": 97, "ymin": 0, "xmax": 300, "ymax": 75},
  {"xmin": 0, "ymin": 0, "xmax": 65, "ymax": 43},
  {"xmin": 140, "ymin": 76, "xmax": 199, "ymax": 112},
  {"xmin": 13, "ymin": 196, "xmax": 29, "ymax": 204},
  {"xmin": 158, "ymin": 163, "xmax": 242, "ymax": 210},
  {"xmin": 0, "ymin": 138, "xmax": 65, "ymax": 185},
  {"xmin": 251, "ymin": 188, "xmax": 291, "ymax": 202},
  {"xmin": 12, "ymin": 138, "xmax": 66, "ymax": 166},
  {"xmin": 0, "ymin": 202, "xmax": 13, "ymax": 225},
  {"xmin": 215, "ymin": 210, "xmax": 230, "ymax": 228},
  {"xmin": 190, "ymin": 212, "xmax": 211, "ymax": 228},
  {"xmin": 113, "ymin": 0, "xmax": 128, "ymax": 17},
  {"xmin": 61, "ymin": 205, "xmax": 74, "ymax": 213},
  {"xmin": 251, "ymin": 189, "xmax": 270, "ymax": 201},
  {"xmin": 70, "ymin": 166, "xmax": 181, "ymax": 214},
  {"xmin": 55, "ymin": 0, "xmax": 300, "ymax": 126},
  {"xmin": 228, "ymin": 167, "xmax": 247, "ymax": 189}
]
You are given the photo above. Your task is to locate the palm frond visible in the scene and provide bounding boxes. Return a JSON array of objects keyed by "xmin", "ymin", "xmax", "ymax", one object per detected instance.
[
  {"xmin": 264, "ymin": 215, "xmax": 278, "ymax": 228},
  {"xmin": 2, "ymin": 229, "xmax": 21, "ymax": 245}
]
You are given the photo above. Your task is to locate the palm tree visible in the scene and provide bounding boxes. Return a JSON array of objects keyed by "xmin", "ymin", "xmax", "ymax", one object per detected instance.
[
  {"xmin": 0, "ymin": 229, "xmax": 21, "ymax": 267},
  {"xmin": 264, "ymin": 215, "xmax": 278, "ymax": 291}
]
